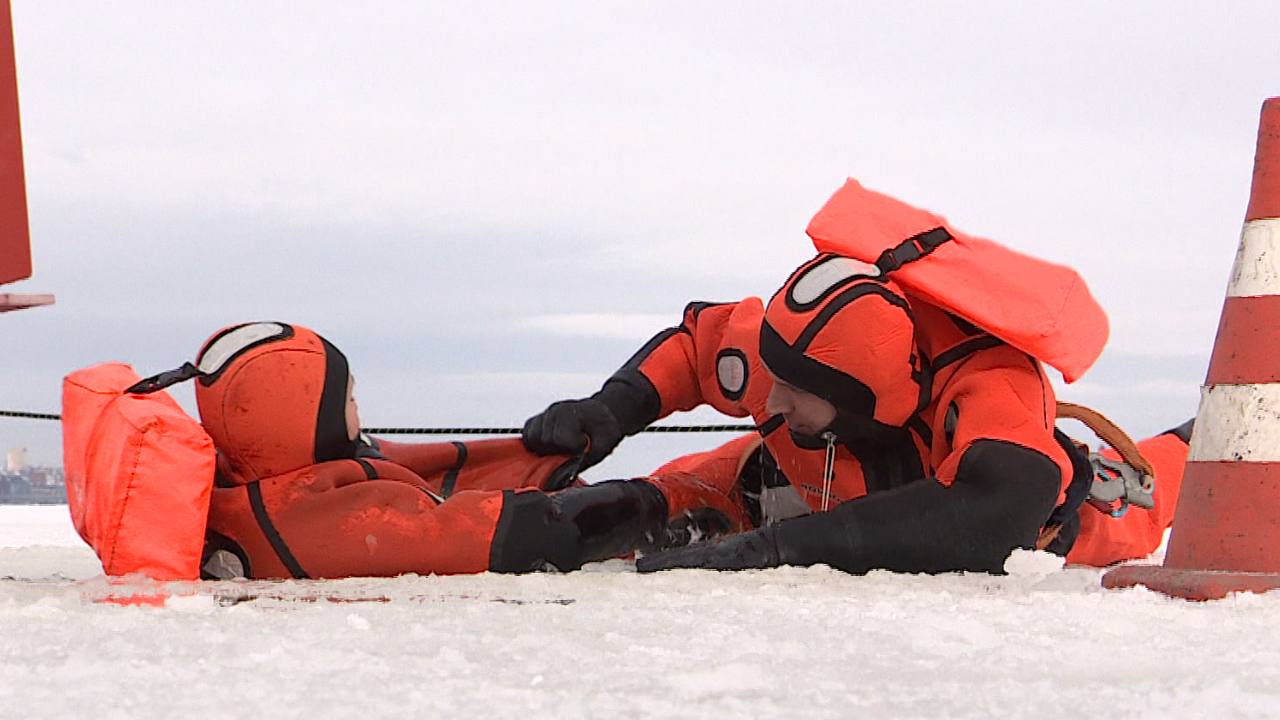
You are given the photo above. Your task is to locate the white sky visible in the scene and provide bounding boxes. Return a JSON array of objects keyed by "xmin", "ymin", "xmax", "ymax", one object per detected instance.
[{"xmin": 2, "ymin": 2, "xmax": 1278, "ymax": 475}]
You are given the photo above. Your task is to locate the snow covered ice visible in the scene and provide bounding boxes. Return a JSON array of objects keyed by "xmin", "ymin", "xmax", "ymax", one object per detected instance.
[{"xmin": 4, "ymin": 505, "xmax": 1280, "ymax": 719}]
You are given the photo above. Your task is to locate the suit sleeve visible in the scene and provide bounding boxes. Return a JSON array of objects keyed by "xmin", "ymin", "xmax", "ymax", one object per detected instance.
[
  {"xmin": 929, "ymin": 344, "xmax": 1074, "ymax": 508},
  {"xmin": 596, "ymin": 298, "xmax": 771, "ymax": 434},
  {"xmin": 770, "ymin": 439, "xmax": 1062, "ymax": 574}
]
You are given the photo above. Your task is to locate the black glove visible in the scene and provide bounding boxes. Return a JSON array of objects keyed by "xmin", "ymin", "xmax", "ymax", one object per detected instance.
[
  {"xmin": 635, "ymin": 525, "xmax": 782, "ymax": 572},
  {"xmin": 522, "ymin": 398, "xmax": 624, "ymax": 470}
]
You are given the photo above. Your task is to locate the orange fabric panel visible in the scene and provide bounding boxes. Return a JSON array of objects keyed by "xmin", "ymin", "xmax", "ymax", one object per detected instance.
[
  {"xmin": 1066, "ymin": 432, "xmax": 1190, "ymax": 567},
  {"xmin": 636, "ymin": 300, "xmax": 769, "ymax": 420},
  {"xmin": 376, "ymin": 437, "xmax": 572, "ymax": 494},
  {"xmin": 806, "ymin": 178, "xmax": 1109, "ymax": 383},
  {"xmin": 926, "ymin": 341, "xmax": 1070, "ymax": 498},
  {"xmin": 647, "ymin": 433, "xmax": 758, "ymax": 530},
  {"xmin": 62, "ymin": 363, "xmax": 216, "ymax": 580}
]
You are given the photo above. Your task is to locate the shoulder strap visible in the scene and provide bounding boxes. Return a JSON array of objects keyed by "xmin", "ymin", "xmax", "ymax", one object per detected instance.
[
  {"xmin": 874, "ymin": 227, "xmax": 953, "ymax": 274},
  {"xmin": 125, "ymin": 362, "xmax": 202, "ymax": 394}
]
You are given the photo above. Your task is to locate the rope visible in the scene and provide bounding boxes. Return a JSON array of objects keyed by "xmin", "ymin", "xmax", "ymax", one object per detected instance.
[
  {"xmin": 0, "ymin": 410, "xmax": 61, "ymax": 420},
  {"xmin": 362, "ymin": 424, "xmax": 757, "ymax": 435},
  {"xmin": 0, "ymin": 410, "xmax": 755, "ymax": 435},
  {"xmin": 1055, "ymin": 401, "xmax": 1155, "ymax": 478}
]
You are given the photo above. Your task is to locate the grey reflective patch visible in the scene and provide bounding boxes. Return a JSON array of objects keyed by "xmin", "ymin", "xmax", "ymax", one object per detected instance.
[
  {"xmin": 202, "ymin": 549, "xmax": 246, "ymax": 580},
  {"xmin": 761, "ymin": 485, "xmax": 812, "ymax": 525},
  {"xmin": 197, "ymin": 322, "xmax": 287, "ymax": 375},
  {"xmin": 790, "ymin": 256, "xmax": 881, "ymax": 305},
  {"xmin": 717, "ymin": 354, "xmax": 746, "ymax": 396}
]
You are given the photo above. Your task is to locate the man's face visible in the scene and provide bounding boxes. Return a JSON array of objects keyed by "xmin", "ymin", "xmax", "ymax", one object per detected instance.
[{"xmin": 764, "ymin": 373, "xmax": 837, "ymax": 437}]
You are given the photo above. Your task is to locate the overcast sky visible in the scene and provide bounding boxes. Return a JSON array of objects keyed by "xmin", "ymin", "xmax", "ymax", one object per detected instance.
[{"xmin": 2, "ymin": 2, "xmax": 1278, "ymax": 477}]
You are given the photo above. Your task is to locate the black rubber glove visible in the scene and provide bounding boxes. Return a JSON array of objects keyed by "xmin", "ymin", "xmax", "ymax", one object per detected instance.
[
  {"xmin": 635, "ymin": 525, "xmax": 782, "ymax": 572},
  {"xmin": 522, "ymin": 398, "xmax": 624, "ymax": 471}
]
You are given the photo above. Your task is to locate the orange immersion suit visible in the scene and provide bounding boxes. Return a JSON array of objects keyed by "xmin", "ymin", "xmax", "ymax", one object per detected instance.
[{"xmin": 196, "ymin": 322, "xmax": 667, "ymax": 579}]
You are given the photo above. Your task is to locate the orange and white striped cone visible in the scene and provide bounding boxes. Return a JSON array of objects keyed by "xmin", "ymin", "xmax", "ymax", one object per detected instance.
[{"xmin": 1103, "ymin": 96, "xmax": 1280, "ymax": 600}]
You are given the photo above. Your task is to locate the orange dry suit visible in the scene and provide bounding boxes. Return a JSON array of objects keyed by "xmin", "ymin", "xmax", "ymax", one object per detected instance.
[
  {"xmin": 604, "ymin": 273, "xmax": 1077, "ymax": 573},
  {"xmin": 194, "ymin": 322, "xmax": 670, "ymax": 579},
  {"xmin": 525, "ymin": 181, "xmax": 1188, "ymax": 572}
]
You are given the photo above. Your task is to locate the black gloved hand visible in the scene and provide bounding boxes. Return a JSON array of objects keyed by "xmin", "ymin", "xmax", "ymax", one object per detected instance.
[
  {"xmin": 522, "ymin": 398, "xmax": 624, "ymax": 470},
  {"xmin": 635, "ymin": 525, "xmax": 782, "ymax": 572}
]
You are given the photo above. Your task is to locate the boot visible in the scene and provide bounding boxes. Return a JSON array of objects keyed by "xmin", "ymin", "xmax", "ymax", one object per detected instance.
[
  {"xmin": 550, "ymin": 479, "xmax": 669, "ymax": 567},
  {"xmin": 488, "ymin": 480, "xmax": 668, "ymax": 573}
]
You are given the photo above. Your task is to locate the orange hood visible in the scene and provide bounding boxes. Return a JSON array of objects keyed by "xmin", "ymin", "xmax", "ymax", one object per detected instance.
[
  {"xmin": 194, "ymin": 322, "xmax": 356, "ymax": 484},
  {"xmin": 760, "ymin": 254, "xmax": 926, "ymax": 429}
]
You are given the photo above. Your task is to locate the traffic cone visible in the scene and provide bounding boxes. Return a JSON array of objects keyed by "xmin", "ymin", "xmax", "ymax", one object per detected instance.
[{"xmin": 1103, "ymin": 96, "xmax": 1280, "ymax": 600}]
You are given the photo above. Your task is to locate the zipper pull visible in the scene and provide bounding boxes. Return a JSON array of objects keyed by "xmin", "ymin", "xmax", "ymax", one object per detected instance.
[{"xmin": 820, "ymin": 431, "xmax": 836, "ymax": 512}]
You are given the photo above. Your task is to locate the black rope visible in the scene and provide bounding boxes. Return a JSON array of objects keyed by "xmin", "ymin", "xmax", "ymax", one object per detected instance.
[
  {"xmin": 0, "ymin": 410, "xmax": 755, "ymax": 435},
  {"xmin": 362, "ymin": 424, "xmax": 757, "ymax": 435},
  {"xmin": 0, "ymin": 410, "xmax": 61, "ymax": 420}
]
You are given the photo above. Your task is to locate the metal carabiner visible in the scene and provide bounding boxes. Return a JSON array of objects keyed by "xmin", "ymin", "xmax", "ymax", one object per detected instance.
[{"xmin": 1086, "ymin": 453, "xmax": 1155, "ymax": 517}]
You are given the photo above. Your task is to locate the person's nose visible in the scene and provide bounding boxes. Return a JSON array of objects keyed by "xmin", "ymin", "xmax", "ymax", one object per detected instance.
[{"xmin": 765, "ymin": 383, "xmax": 791, "ymax": 416}]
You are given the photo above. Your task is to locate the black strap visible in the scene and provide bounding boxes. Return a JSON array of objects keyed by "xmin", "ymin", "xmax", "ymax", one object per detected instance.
[
  {"xmin": 874, "ymin": 227, "xmax": 953, "ymax": 274},
  {"xmin": 757, "ymin": 415, "xmax": 785, "ymax": 438},
  {"xmin": 441, "ymin": 442, "xmax": 468, "ymax": 499},
  {"xmin": 907, "ymin": 416, "xmax": 933, "ymax": 448},
  {"xmin": 932, "ymin": 335, "xmax": 1006, "ymax": 371},
  {"xmin": 355, "ymin": 458, "xmax": 378, "ymax": 480},
  {"xmin": 1045, "ymin": 428, "xmax": 1094, "ymax": 531},
  {"xmin": 126, "ymin": 362, "xmax": 201, "ymax": 394},
  {"xmin": 247, "ymin": 482, "xmax": 309, "ymax": 579},
  {"xmin": 543, "ymin": 455, "xmax": 583, "ymax": 492}
]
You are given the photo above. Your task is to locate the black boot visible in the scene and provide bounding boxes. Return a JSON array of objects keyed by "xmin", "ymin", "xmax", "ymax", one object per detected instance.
[
  {"xmin": 550, "ymin": 480, "xmax": 669, "ymax": 566},
  {"xmin": 488, "ymin": 480, "xmax": 669, "ymax": 573}
]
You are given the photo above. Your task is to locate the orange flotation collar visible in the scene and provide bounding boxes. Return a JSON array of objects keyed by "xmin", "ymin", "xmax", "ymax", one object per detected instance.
[
  {"xmin": 805, "ymin": 179, "xmax": 1109, "ymax": 382},
  {"xmin": 63, "ymin": 363, "xmax": 216, "ymax": 580}
]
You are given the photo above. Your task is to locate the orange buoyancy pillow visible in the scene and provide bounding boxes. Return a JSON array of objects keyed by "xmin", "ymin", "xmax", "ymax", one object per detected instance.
[
  {"xmin": 62, "ymin": 362, "xmax": 216, "ymax": 579},
  {"xmin": 806, "ymin": 178, "xmax": 1109, "ymax": 383}
]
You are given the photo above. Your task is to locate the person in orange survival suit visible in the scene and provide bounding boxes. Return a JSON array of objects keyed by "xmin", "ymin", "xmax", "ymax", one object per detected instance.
[
  {"xmin": 190, "ymin": 321, "xmax": 709, "ymax": 579},
  {"xmin": 522, "ymin": 256, "xmax": 1192, "ymax": 573}
]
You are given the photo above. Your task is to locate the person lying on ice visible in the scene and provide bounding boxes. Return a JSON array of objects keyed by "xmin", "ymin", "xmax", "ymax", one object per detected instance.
[
  {"xmin": 188, "ymin": 321, "xmax": 731, "ymax": 579},
  {"xmin": 520, "ymin": 178, "xmax": 1192, "ymax": 573}
]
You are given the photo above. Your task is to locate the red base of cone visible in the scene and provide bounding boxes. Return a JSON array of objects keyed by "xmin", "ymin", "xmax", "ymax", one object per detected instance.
[{"xmin": 1102, "ymin": 564, "xmax": 1280, "ymax": 601}]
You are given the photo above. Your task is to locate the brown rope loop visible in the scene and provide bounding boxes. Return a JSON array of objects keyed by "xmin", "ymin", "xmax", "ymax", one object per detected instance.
[{"xmin": 1055, "ymin": 401, "xmax": 1155, "ymax": 480}]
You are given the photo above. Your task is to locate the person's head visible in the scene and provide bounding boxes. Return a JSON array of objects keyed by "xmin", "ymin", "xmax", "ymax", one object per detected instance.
[
  {"xmin": 759, "ymin": 254, "xmax": 929, "ymax": 442},
  {"xmin": 193, "ymin": 322, "xmax": 361, "ymax": 484}
]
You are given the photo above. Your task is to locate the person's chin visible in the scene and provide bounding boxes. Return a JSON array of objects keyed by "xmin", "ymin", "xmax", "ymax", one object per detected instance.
[{"xmin": 787, "ymin": 426, "xmax": 831, "ymax": 450}]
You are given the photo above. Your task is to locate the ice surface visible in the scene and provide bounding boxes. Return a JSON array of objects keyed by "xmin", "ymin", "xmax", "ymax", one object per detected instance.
[{"xmin": 3, "ymin": 506, "xmax": 1280, "ymax": 720}]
